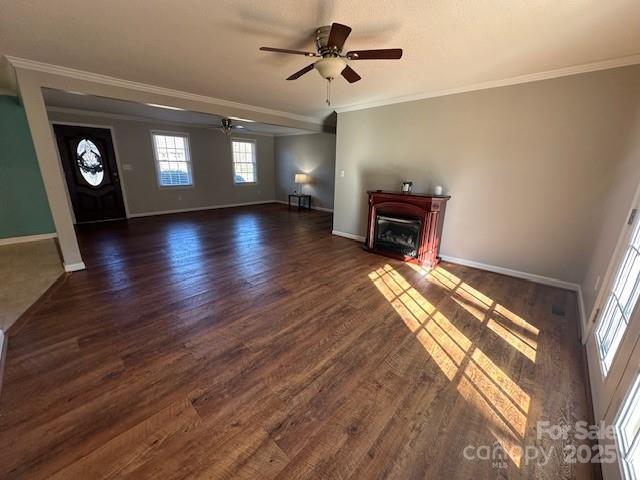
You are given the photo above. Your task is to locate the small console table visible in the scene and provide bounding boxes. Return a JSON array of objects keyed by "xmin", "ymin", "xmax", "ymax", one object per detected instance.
[{"xmin": 288, "ymin": 194, "xmax": 312, "ymax": 210}]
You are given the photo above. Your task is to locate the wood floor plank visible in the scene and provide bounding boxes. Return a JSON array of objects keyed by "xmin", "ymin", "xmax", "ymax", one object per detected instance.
[
  {"xmin": 0, "ymin": 205, "xmax": 595, "ymax": 479},
  {"xmin": 0, "ymin": 349, "xmax": 200, "ymax": 479},
  {"xmin": 121, "ymin": 383, "xmax": 288, "ymax": 479},
  {"xmin": 49, "ymin": 397, "xmax": 201, "ymax": 479}
]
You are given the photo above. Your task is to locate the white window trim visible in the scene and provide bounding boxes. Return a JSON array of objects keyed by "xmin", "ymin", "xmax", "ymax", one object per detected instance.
[
  {"xmin": 150, "ymin": 130, "xmax": 194, "ymax": 189},
  {"xmin": 588, "ymin": 186, "xmax": 640, "ymax": 342},
  {"xmin": 614, "ymin": 372, "xmax": 640, "ymax": 480},
  {"xmin": 230, "ymin": 137, "xmax": 258, "ymax": 186},
  {"xmin": 595, "ymin": 207, "xmax": 640, "ymax": 379}
]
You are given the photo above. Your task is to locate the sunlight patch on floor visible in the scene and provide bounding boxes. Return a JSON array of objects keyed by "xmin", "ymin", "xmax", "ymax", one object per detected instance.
[
  {"xmin": 369, "ymin": 263, "xmax": 539, "ymax": 468},
  {"xmin": 486, "ymin": 319, "xmax": 537, "ymax": 362}
]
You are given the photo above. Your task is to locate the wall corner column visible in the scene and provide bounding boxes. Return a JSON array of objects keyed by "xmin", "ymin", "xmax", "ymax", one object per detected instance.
[{"xmin": 15, "ymin": 69, "xmax": 84, "ymax": 270}]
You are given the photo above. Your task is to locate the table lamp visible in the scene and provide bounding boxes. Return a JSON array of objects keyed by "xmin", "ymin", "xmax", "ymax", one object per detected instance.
[{"xmin": 294, "ymin": 173, "xmax": 309, "ymax": 194}]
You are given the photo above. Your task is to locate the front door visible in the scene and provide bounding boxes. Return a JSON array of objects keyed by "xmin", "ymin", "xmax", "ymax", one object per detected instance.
[{"xmin": 53, "ymin": 124, "xmax": 126, "ymax": 223}]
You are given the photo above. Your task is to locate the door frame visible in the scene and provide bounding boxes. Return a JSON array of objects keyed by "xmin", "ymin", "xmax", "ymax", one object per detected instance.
[{"xmin": 49, "ymin": 120, "xmax": 131, "ymax": 221}]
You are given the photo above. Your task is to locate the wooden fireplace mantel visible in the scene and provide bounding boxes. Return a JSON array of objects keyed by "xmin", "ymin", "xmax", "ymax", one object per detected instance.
[{"xmin": 365, "ymin": 190, "xmax": 451, "ymax": 268}]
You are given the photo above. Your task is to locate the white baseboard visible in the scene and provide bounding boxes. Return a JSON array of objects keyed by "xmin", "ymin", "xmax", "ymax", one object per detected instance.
[
  {"xmin": 311, "ymin": 205, "xmax": 334, "ymax": 213},
  {"xmin": 442, "ymin": 254, "xmax": 587, "ymax": 339},
  {"xmin": 0, "ymin": 329, "xmax": 7, "ymax": 398},
  {"xmin": 0, "ymin": 233, "xmax": 57, "ymax": 246},
  {"xmin": 128, "ymin": 200, "xmax": 278, "ymax": 218},
  {"xmin": 274, "ymin": 199, "xmax": 334, "ymax": 213},
  {"xmin": 64, "ymin": 262, "xmax": 86, "ymax": 272},
  {"xmin": 327, "ymin": 233, "xmax": 582, "ymax": 292},
  {"xmin": 577, "ymin": 288, "xmax": 588, "ymax": 343},
  {"xmin": 440, "ymin": 255, "xmax": 581, "ymax": 291},
  {"xmin": 332, "ymin": 230, "xmax": 366, "ymax": 242}
]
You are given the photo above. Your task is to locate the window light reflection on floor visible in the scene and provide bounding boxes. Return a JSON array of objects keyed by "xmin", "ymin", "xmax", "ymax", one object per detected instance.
[{"xmin": 368, "ymin": 264, "xmax": 539, "ymax": 468}]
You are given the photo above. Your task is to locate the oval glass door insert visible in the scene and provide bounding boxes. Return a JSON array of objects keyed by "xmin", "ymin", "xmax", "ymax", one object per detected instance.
[{"xmin": 76, "ymin": 139, "xmax": 104, "ymax": 186}]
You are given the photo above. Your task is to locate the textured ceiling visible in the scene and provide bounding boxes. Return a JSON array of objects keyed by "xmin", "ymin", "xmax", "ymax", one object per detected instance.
[
  {"xmin": 42, "ymin": 89, "xmax": 313, "ymax": 135},
  {"xmin": 1, "ymin": 0, "xmax": 640, "ymax": 119}
]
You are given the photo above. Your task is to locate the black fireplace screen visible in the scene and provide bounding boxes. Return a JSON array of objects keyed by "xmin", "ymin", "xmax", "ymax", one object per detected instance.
[{"xmin": 374, "ymin": 214, "xmax": 422, "ymax": 258}]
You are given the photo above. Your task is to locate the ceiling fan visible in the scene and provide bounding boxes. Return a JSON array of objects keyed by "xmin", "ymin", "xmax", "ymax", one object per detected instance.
[
  {"xmin": 214, "ymin": 118, "xmax": 245, "ymax": 135},
  {"xmin": 260, "ymin": 23, "xmax": 402, "ymax": 105}
]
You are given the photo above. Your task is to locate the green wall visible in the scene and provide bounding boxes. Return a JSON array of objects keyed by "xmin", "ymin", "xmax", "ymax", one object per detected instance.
[{"xmin": 0, "ymin": 95, "xmax": 55, "ymax": 238}]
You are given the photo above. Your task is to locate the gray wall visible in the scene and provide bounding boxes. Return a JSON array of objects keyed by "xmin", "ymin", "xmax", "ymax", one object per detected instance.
[
  {"xmin": 334, "ymin": 65, "xmax": 640, "ymax": 284},
  {"xmin": 275, "ymin": 133, "xmax": 336, "ymax": 210},
  {"xmin": 47, "ymin": 111, "xmax": 275, "ymax": 215},
  {"xmin": 581, "ymin": 109, "xmax": 640, "ymax": 318}
]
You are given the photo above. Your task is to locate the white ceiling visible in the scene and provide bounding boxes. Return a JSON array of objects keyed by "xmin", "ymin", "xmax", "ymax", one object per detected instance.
[
  {"xmin": 42, "ymin": 88, "xmax": 313, "ymax": 136},
  {"xmin": 1, "ymin": 0, "xmax": 640, "ymax": 120}
]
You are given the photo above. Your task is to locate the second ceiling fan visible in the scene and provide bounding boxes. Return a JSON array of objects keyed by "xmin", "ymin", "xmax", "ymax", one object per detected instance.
[{"xmin": 260, "ymin": 22, "xmax": 402, "ymax": 105}]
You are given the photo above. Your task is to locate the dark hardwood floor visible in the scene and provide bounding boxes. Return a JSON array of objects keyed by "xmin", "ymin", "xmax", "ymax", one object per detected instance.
[{"xmin": 0, "ymin": 204, "xmax": 594, "ymax": 479}]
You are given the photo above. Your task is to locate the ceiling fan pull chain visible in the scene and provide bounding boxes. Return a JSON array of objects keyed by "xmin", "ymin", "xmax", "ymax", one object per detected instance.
[{"xmin": 326, "ymin": 79, "xmax": 332, "ymax": 106}]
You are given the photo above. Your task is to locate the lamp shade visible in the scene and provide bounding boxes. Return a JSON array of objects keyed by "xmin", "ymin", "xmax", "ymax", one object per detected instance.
[{"xmin": 294, "ymin": 173, "xmax": 309, "ymax": 184}]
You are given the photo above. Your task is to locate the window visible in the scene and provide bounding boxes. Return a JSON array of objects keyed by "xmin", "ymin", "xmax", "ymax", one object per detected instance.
[
  {"xmin": 596, "ymin": 211, "xmax": 640, "ymax": 375},
  {"xmin": 615, "ymin": 373, "xmax": 640, "ymax": 479},
  {"xmin": 76, "ymin": 139, "xmax": 104, "ymax": 187},
  {"xmin": 151, "ymin": 132, "xmax": 192, "ymax": 187},
  {"xmin": 231, "ymin": 139, "xmax": 257, "ymax": 184}
]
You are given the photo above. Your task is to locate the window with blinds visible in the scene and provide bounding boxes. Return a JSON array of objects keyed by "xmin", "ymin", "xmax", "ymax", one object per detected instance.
[
  {"xmin": 231, "ymin": 139, "xmax": 257, "ymax": 184},
  {"xmin": 151, "ymin": 132, "xmax": 193, "ymax": 187}
]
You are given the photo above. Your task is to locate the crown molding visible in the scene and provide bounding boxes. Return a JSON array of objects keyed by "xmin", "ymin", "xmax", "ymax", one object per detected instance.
[
  {"xmin": 8, "ymin": 53, "xmax": 640, "ymax": 122},
  {"xmin": 334, "ymin": 54, "xmax": 640, "ymax": 114},
  {"xmin": 5, "ymin": 56, "xmax": 322, "ymax": 125},
  {"xmin": 46, "ymin": 106, "xmax": 276, "ymax": 136},
  {"xmin": 273, "ymin": 130, "xmax": 327, "ymax": 137}
]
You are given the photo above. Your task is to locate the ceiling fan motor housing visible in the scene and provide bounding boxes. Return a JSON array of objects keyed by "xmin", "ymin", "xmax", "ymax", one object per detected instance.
[
  {"xmin": 315, "ymin": 25, "xmax": 347, "ymax": 79},
  {"xmin": 315, "ymin": 26, "xmax": 334, "ymax": 55}
]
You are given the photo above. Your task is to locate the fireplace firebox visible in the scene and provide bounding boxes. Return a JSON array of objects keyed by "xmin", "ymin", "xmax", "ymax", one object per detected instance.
[
  {"xmin": 365, "ymin": 190, "xmax": 450, "ymax": 268},
  {"xmin": 374, "ymin": 215, "xmax": 422, "ymax": 258}
]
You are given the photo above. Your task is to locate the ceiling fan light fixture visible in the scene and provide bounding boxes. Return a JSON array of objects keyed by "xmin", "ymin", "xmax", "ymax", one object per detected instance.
[
  {"xmin": 220, "ymin": 118, "xmax": 233, "ymax": 135},
  {"xmin": 314, "ymin": 57, "xmax": 346, "ymax": 80}
]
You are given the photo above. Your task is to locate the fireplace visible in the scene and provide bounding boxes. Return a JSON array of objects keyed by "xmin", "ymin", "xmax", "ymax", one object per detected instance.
[
  {"xmin": 365, "ymin": 190, "xmax": 450, "ymax": 268},
  {"xmin": 374, "ymin": 215, "xmax": 422, "ymax": 258}
]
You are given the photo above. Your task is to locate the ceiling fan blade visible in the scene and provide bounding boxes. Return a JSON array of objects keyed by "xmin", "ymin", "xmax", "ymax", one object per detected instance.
[
  {"xmin": 260, "ymin": 47, "xmax": 318, "ymax": 57},
  {"xmin": 327, "ymin": 23, "xmax": 352, "ymax": 51},
  {"xmin": 341, "ymin": 65, "xmax": 361, "ymax": 83},
  {"xmin": 346, "ymin": 49, "xmax": 403, "ymax": 60},
  {"xmin": 286, "ymin": 63, "xmax": 315, "ymax": 80}
]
